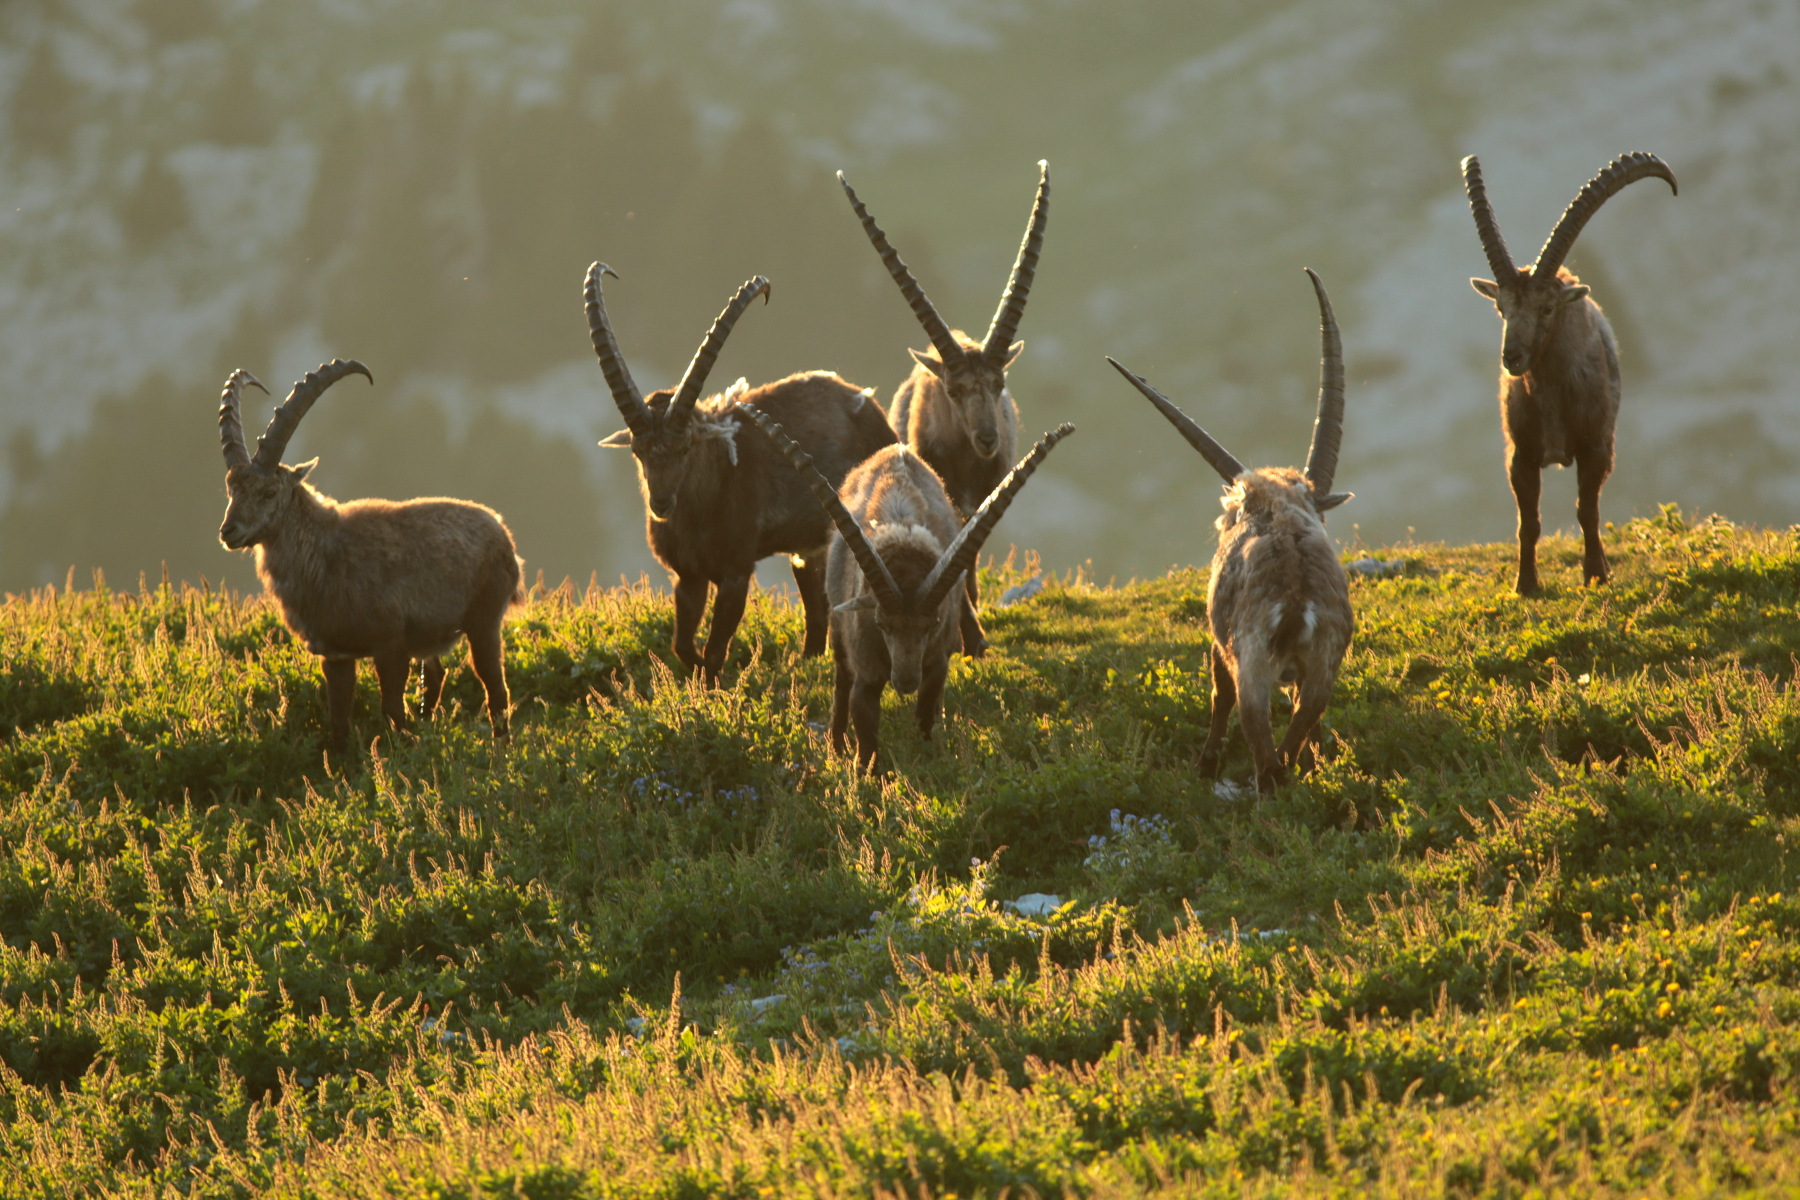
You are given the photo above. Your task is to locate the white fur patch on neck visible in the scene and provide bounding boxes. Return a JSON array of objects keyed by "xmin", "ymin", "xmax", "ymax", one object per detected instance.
[{"xmin": 692, "ymin": 408, "xmax": 742, "ymax": 466}]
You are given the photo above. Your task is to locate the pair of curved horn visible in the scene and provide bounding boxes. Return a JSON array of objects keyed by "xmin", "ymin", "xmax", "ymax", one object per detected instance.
[
  {"xmin": 748, "ymin": 407, "xmax": 1074, "ymax": 615},
  {"xmin": 1107, "ymin": 268, "xmax": 1345, "ymax": 499},
  {"xmin": 217, "ymin": 359, "xmax": 372, "ymax": 471},
  {"xmin": 840, "ymin": 161, "xmax": 1049, "ymax": 368},
  {"xmin": 585, "ymin": 262, "xmax": 770, "ymax": 433},
  {"xmin": 1462, "ymin": 152, "xmax": 1678, "ymax": 282}
]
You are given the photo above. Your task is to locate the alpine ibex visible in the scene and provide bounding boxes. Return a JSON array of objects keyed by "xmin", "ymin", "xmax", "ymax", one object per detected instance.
[
  {"xmin": 749, "ymin": 406, "xmax": 1073, "ymax": 773},
  {"xmin": 1108, "ymin": 269, "xmax": 1353, "ymax": 795},
  {"xmin": 838, "ymin": 161, "xmax": 1049, "ymax": 657},
  {"xmin": 1461, "ymin": 152, "xmax": 1677, "ymax": 595},
  {"xmin": 586, "ymin": 264, "xmax": 896, "ymax": 683},
  {"xmin": 216, "ymin": 360, "xmax": 523, "ymax": 753}
]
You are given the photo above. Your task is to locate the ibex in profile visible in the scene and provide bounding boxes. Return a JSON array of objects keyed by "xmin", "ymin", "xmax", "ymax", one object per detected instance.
[
  {"xmin": 587, "ymin": 264, "xmax": 895, "ymax": 683},
  {"xmin": 1108, "ymin": 269, "xmax": 1353, "ymax": 796},
  {"xmin": 838, "ymin": 161, "xmax": 1049, "ymax": 657},
  {"xmin": 1461, "ymin": 152, "xmax": 1677, "ymax": 595},
  {"xmin": 216, "ymin": 360, "xmax": 523, "ymax": 753},
  {"xmin": 749, "ymin": 407, "xmax": 1073, "ymax": 773}
]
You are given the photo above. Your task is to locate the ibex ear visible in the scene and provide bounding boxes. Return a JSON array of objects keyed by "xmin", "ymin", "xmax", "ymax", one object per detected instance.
[
  {"xmin": 908, "ymin": 348, "xmax": 948, "ymax": 379},
  {"xmin": 1001, "ymin": 340, "xmax": 1024, "ymax": 368},
  {"xmin": 833, "ymin": 594, "xmax": 881, "ymax": 613},
  {"xmin": 598, "ymin": 429, "xmax": 634, "ymax": 448},
  {"xmin": 1469, "ymin": 278, "xmax": 1499, "ymax": 300},
  {"xmin": 1313, "ymin": 491, "xmax": 1353, "ymax": 512},
  {"xmin": 1557, "ymin": 284, "xmax": 1591, "ymax": 306},
  {"xmin": 289, "ymin": 458, "xmax": 319, "ymax": 482}
]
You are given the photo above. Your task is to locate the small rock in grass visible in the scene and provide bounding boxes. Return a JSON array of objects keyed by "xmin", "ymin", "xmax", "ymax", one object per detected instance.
[
  {"xmin": 748, "ymin": 994, "xmax": 786, "ymax": 1017},
  {"xmin": 1005, "ymin": 893, "xmax": 1063, "ymax": 917},
  {"xmin": 1346, "ymin": 557, "xmax": 1406, "ymax": 578},
  {"xmin": 994, "ymin": 575, "xmax": 1045, "ymax": 607},
  {"xmin": 1213, "ymin": 779, "xmax": 1251, "ymax": 802}
]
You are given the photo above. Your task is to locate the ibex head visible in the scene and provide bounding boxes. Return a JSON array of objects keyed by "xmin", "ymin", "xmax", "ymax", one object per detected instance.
[
  {"xmin": 750, "ymin": 408, "xmax": 1073, "ymax": 695},
  {"xmin": 1462, "ymin": 153, "xmax": 1676, "ymax": 377},
  {"xmin": 216, "ymin": 359, "xmax": 371, "ymax": 549},
  {"xmin": 1109, "ymin": 268, "xmax": 1351, "ymax": 519},
  {"xmin": 588, "ymin": 264, "xmax": 770, "ymax": 519},
  {"xmin": 839, "ymin": 161, "xmax": 1047, "ymax": 460}
]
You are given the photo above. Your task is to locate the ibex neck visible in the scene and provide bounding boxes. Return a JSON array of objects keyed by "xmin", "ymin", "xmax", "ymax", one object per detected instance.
[{"xmin": 253, "ymin": 485, "xmax": 343, "ymax": 596}]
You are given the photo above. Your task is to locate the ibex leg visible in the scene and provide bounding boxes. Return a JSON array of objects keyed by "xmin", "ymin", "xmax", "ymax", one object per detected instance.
[
  {"xmin": 321, "ymin": 657, "xmax": 357, "ymax": 755},
  {"xmin": 1575, "ymin": 445, "xmax": 1612, "ymax": 585},
  {"xmin": 672, "ymin": 574, "xmax": 710, "ymax": 673},
  {"xmin": 1277, "ymin": 672, "xmax": 1333, "ymax": 778},
  {"xmin": 467, "ymin": 625, "xmax": 511, "ymax": 742},
  {"xmin": 419, "ymin": 656, "xmax": 447, "ymax": 720},
  {"xmin": 916, "ymin": 654, "xmax": 948, "ymax": 741},
  {"xmin": 959, "ymin": 573, "xmax": 989, "ymax": 658},
  {"xmin": 1233, "ymin": 661, "xmax": 1285, "ymax": 795},
  {"xmin": 373, "ymin": 650, "xmax": 413, "ymax": 735},
  {"xmin": 825, "ymin": 630, "xmax": 854, "ymax": 756},
  {"xmin": 792, "ymin": 558, "xmax": 830, "ymax": 658},
  {"xmin": 1506, "ymin": 443, "xmax": 1543, "ymax": 596},
  {"xmin": 1198, "ymin": 646, "xmax": 1236, "ymax": 779},
  {"xmin": 849, "ymin": 677, "xmax": 885, "ymax": 773},
  {"xmin": 701, "ymin": 573, "xmax": 752, "ymax": 684}
]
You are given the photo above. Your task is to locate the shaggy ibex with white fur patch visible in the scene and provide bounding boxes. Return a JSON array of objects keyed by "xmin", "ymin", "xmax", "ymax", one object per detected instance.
[
  {"xmin": 1462, "ymin": 152, "xmax": 1677, "ymax": 595},
  {"xmin": 1108, "ymin": 269, "xmax": 1353, "ymax": 795},
  {"xmin": 838, "ymin": 162, "xmax": 1048, "ymax": 656},
  {"xmin": 587, "ymin": 264, "xmax": 895, "ymax": 683},
  {"xmin": 216, "ymin": 360, "xmax": 523, "ymax": 754},
  {"xmin": 750, "ymin": 406, "xmax": 1073, "ymax": 773}
]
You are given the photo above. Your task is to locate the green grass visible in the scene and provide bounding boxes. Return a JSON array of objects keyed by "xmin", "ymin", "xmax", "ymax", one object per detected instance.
[{"xmin": 2, "ymin": 507, "xmax": 1799, "ymax": 1197}]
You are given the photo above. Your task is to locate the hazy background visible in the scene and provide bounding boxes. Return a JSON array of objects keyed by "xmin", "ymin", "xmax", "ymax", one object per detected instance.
[{"xmin": 1, "ymin": 0, "xmax": 1793, "ymax": 594}]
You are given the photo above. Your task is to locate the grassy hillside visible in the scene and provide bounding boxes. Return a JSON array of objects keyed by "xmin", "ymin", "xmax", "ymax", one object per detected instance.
[{"xmin": 1, "ymin": 508, "xmax": 1798, "ymax": 1197}]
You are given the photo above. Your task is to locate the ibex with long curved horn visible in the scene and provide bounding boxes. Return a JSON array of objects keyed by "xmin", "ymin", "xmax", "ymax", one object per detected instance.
[
  {"xmin": 838, "ymin": 161, "xmax": 1049, "ymax": 657},
  {"xmin": 587, "ymin": 264, "xmax": 896, "ymax": 683},
  {"xmin": 216, "ymin": 361, "xmax": 524, "ymax": 754},
  {"xmin": 750, "ymin": 407, "xmax": 1073, "ymax": 773},
  {"xmin": 1109, "ymin": 269, "xmax": 1353, "ymax": 795},
  {"xmin": 1462, "ymin": 152, "xmax": 1677, "ymax": 595}
]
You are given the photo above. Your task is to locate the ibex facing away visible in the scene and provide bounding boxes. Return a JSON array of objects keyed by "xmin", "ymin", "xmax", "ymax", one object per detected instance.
[
  {"xmin": 751, "ymin": 407, "xmax": 1073, "ymax": 773},
  {"xmin": 1462, "ymin": 152, "xmax": 1677, "ymax": 595},
  {"xmin": 217, "ymin": 361, "xmax": 523, "ymax": 753},
  {"xmin": 838, "ymin": 162, "xmax": 1049, "ymax": 657},
  {"xmin": 587, "ymin": 264, "xmax": 896, "ymax": 683},
  {"xmin": 1109, "ymin": 269, "xmax": 1353, "ymax": 795}
]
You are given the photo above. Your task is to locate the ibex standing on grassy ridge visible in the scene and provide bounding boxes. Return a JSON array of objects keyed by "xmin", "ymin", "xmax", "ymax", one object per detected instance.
[
  {"xmin": 749, "ymin": 407, "xmax": 1073, "ymax": 773},
  {"xmin": 838, "ymin": 162, "xmax": 1049, "ymax": 657},
  {"xmin": 216, "ymin": 361, "xmax": 523, "ymax": 754},
  {"xmin": 1108, "ymin": 269, "xmax": 1353, "ymax": 796},
  {"xmin": 587, "ymin": 264, "xmax": 896, "ymax": 683},
  {"xmin": 1461, "ymin": 152, "xmax": 1678, "ymax": 595}
]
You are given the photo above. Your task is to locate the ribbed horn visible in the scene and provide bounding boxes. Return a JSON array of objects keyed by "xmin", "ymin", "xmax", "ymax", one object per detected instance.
[
  {"xmin": 921, "ymin": 423, "xmax": 1075, "ymax": 613},
  {"xmin": 745, "ymin": 407, "xmax": 905, "ymax": 612},
  {"xmin": 252, "ymin": 359, "xmax": 372, "ymax": 470},
  {"xmin": 1532, "ymin": 151, "xmax": 1677, "ymax": 280},
  {"xmin": 838, "ymin": 171, "xmax": 965, "ymax": 368},
  {"xmin": 1105, "ymin": 357, "xmax": 1245, "ymax": 485},
  {"xmin": 1460, "ymin": 155, "xmax": 1518, "ymax": 282},
  {"xmin": 670, "ymin": 275, "xmax": 772, "ymax": 423},
  {"xmin": 1301, "ymin": 268, "xmax": 1344, "ymax": 498},
  {"xmin": 585, "ymin": 262, "xmax": 651, "ymax": 435},
  {"xmin": 218, "ymin": 369, "xmax": 267, "ymax": 470},
  {"xmin": 981, "ymin": 159, "xmax": 1049, "ymax": 362}
]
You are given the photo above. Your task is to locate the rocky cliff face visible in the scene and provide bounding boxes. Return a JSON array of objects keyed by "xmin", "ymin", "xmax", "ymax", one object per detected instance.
[{"xmin": 1, "ymin": 0, "xmax": 1791, "ymax": 589}]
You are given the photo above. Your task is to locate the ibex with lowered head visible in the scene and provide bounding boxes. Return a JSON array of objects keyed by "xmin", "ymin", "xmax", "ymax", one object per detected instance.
[
  {"xmin": 1109, "ymin": 269, "xmax": 1353, "ymax": 795},
  {"xmin": 750, "ymin": 407, "xmax": 1073, "ymax": 773},
  {"xmin": 838, "ymin": 161, "xmax": 1049, "ymax": 656},
  {"xmin": 587, "ymin": 264, "xmax": 896, "ymax": 683},
  {"xmin": 216, "ymin": 361, "xmax": 524, "ymax": 754},
  {"xmin": 1461, "ymin": 152, "xmax": 1677, "ymax": 595}
]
